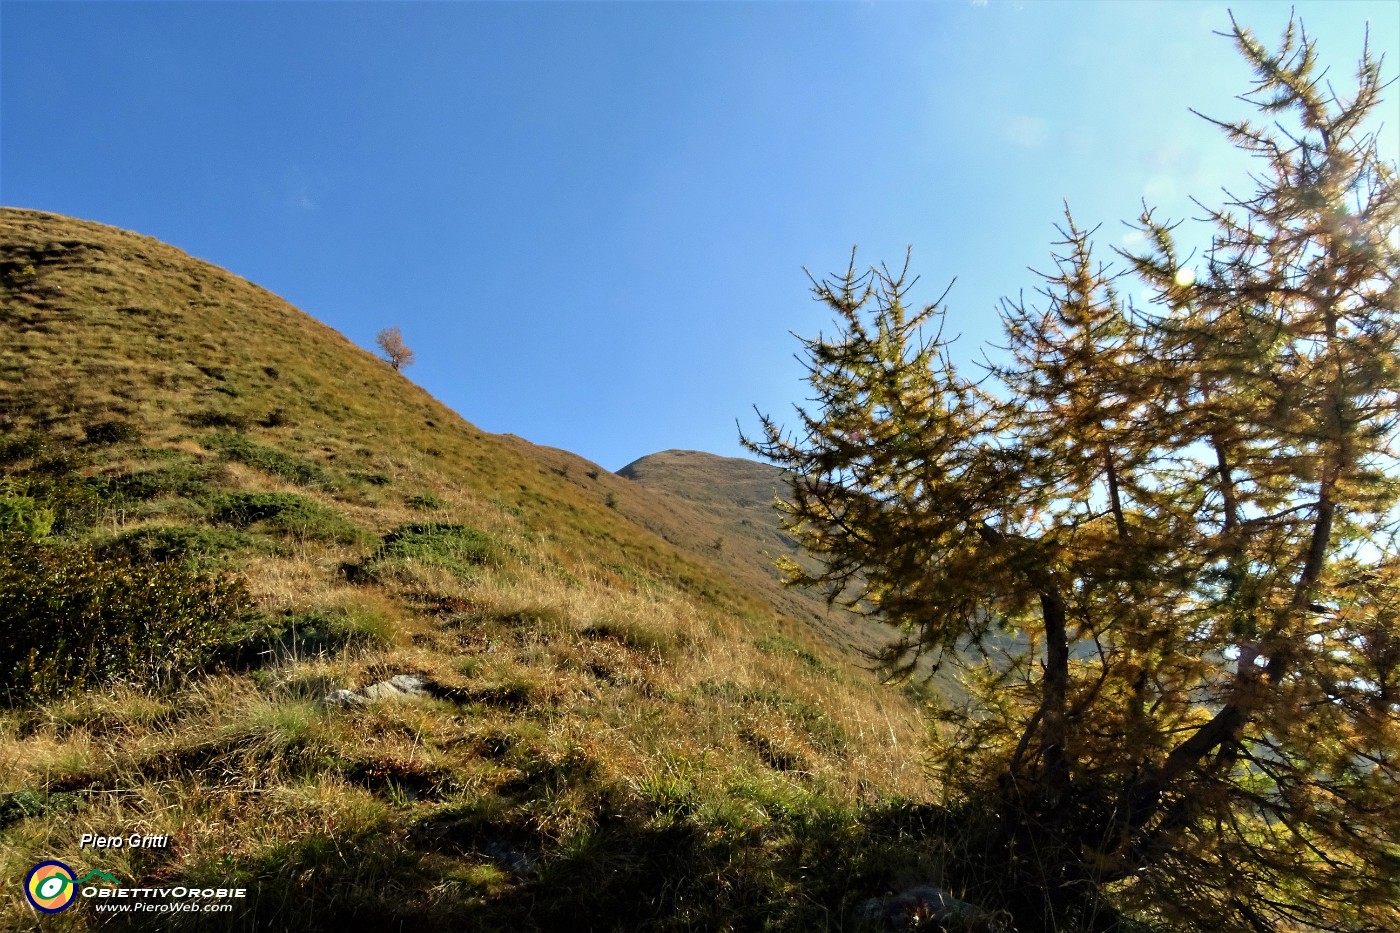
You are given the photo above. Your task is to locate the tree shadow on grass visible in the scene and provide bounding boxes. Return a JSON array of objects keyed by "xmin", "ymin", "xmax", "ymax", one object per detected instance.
[{"xmin": 100, "ymin": 793, "xmax": 1136, "ymax": 932}]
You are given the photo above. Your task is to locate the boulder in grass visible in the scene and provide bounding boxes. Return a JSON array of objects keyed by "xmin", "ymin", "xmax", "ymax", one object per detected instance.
[{"xmin": 322, "ymin": 674, "xmax": 428, "ymax": 707}]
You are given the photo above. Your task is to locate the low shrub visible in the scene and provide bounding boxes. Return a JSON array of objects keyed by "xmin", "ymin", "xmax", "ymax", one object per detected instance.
[
  {"xmin": 110, "ymin": 462, "xmax": 216, "ymax": 501},
  {"xmin": 0, "ymin": 534, "xmax": 253, "ymax": 704},
  {"xmin": 201, "ymin": 432, "xmax": 334, "ymax": 488},
  {"xmin": 130, "ymin": 446, "xmax": 190, "ymax": 462},
  {"xmin": 351, "ymin": 523, "xmax": 503, "ymax": 584},
  {"xmin": 447, "ymin": 603, "xmax": 571, "ymax": 646},
  {"xmin": 230, "ymin": 604, "xmax": 395, "ymax": 665},
  {"xmin": 0, "ymin": 432, "xmax": 50, "ymax": 467},
  {"xmin": 260, "ymin": 408, "xmax": 289, "ymax": 428},
  {"xmin": 209, "ymin": 492, "xmax": 365, "ymax": 545},
  {"xmin": 0, "ymin": 481, "xmax": 54, "ymax": 541},
  {"xmin": 0, "ymin": 788, "xmax": 85, "ymax": 830},
  {"xmin": 96, "ymin": 525, "xmax": 271, "ymax": 565},
  {"xmin": 188, "ymin": 410, "xmax": 252, "ymax": 431},
  {"xmin": 14, "ymin": 473, "xmax": 111, "ymax": 537},
  {"xmin": 1, "ymin": 261, "xmax": 40, "ymax": 289},
  {"xmin": 406, "ymin": 492, "xmax": 445, "ymax": 510},
  {"xmin": 83, "ymin": 420, "xmax": 141, "ymax": 446},
  {"xmin": 0, "ymin": 438, "xmax": 127, "ymax": 536}
]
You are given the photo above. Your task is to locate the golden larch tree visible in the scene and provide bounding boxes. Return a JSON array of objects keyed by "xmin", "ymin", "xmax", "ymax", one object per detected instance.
[{"xmin": 747, "ymin": 14, "xmax": 1398, "ymax": 931}]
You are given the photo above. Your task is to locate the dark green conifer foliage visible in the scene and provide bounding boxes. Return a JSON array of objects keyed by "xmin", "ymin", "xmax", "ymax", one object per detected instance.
[{"xmin": 746, "ymin": 14, "xmax": 1398, "ymax": 931}]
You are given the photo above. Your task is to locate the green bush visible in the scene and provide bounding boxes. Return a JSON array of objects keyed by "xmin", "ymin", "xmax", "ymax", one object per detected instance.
[
  {"xmin": 83, "ymin": 420, "xmax": 141, "ymax": 446},
  {"xmin": 209, "ymin": 492, "xmax": 364, "ymax": 545},
  {"xmin": 188, "ymin": 410, "xmax": 252, "ymax": 431},
  {"xmin": 2, "ymin": 261, "xmax": 39, "ymax": 289},
  {"xmin": 15, "ymin": 474, "xmax": 111, "ymax": 537},
  {"xmin": 0, "ymin": 535, "xmax": 253, "ymax": 704},
  {"xmin": 379, "ymin": 523, "xmax": 498, "ymax": 571},
  {"xmin": 0, "ymin": 788, "xmax": 84, "ymax": 830},
  {"xmin": 224, "ymin": 604, "xmax": 394, "ymax": 668},
  {"xmin": 0, "ymin": 481, "xmax": 54, "ymax": 541},
  {"xmin": 131, "ymin": 446, "xmax": 191, "ymax": 463},
  {"xmin": 406, "ymin": 492, "xmax": 445, "ymax": 510},
  {"xmin": 347, "ymin": 523, "xmax": 504, "ymax": 586},
  {"xmin": 0, "ymin": 437, "xmax": 123, "ymax": 536},
  {"xmin": 260, "ymin": 408, "xmax": 289, "ymax": 428},
  {"xmin": 110, "ymin": 463, "xmax": 215, "ymax": 501},
  {"xmin": 96, "ymin": 525, "xmax": 271, "ymax": 565},
  {"xmin": 0, "ymin": 432, "xmax": 50, "ymax": 467},
  {"xmin": 201, "ymin": 433, "xmax": 334, "ymax": 488}
]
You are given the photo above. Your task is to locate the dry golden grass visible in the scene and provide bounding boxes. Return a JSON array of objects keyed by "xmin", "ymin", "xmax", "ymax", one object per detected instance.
[{"xmin": 0, "ymin": 208, "xmax": 951, "ymax": 931}]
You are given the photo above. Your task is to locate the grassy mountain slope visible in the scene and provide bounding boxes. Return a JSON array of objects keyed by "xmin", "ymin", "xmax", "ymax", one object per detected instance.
[
  {"xmin": 616, "ymin": 450, "xmax": 894, "ymax": 660},
  {"xmin": 0, "ymin": 209, "xmax": 960, "ymax": 931}
]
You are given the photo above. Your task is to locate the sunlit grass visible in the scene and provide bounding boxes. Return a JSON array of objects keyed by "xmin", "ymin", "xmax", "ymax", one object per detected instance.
[{"xmin": 0, "ymin": 208, "xmax": 945, "ymax": 931}]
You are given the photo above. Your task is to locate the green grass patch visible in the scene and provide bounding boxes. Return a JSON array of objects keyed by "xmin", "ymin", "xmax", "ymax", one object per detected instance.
[
  {"xmin": 96, "ymin": 524, "xmax": 272, "ymax": 565},
  {"xmin": 351, "ymin": 522, "xmax": 506, "ymax": 585},
  {"xmin": 0, "ymin": 787, "xmax": 86, "ymax": 830},
  {"xmin": 407, "ymin": 492, "xmax": 446, "ymax": 510},
  {"xmin": 83, "ymin": 418, "xmax": 141, "ymax": 446},
  {"xmin": 210, "ymin": 491, "xmax": 365, "ymax": 545},
  {"xmin": 225, "ymin": 603, "xmax": 396, "ymax": 667},
  {"xmin": 201, "ymin": 431, "xmax": 335, "ymax": 488},
  {"xmin": 110, "ymin": 461, "xmax": 217, "ymax": 501}
]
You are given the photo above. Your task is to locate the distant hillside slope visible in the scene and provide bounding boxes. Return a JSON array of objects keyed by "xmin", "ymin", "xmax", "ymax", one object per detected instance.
[{"xmin": 617, "ymin": 449, "xmax": 894, "ymax": 660}]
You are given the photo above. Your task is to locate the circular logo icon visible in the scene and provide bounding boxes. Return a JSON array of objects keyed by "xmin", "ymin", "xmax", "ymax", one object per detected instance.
[{"xmin": 25, "ymin": 860, "xmax": 77, "ymax": 913}]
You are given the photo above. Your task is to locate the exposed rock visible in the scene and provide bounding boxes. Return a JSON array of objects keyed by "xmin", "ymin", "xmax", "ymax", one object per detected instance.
[
  {"xmin": 321, "ymin": 673, "xmax": 429, "ymax": 707},
  {"xmin": 853, "ymin": 884, "xmax": 1014, "ymax": 932}
]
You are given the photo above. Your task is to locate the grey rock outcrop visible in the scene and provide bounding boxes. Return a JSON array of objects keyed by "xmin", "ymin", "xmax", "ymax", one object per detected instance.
[{"xmin": 321, "ymin": 673, "xmax": 429, "ymax": 707}]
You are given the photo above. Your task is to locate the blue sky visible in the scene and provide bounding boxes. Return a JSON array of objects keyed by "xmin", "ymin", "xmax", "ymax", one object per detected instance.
[{"xmin": 3, "ymin": 1, "xmax": 1397, "ymax": 471}]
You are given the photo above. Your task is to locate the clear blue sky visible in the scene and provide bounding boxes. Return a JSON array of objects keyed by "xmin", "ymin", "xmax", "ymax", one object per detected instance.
[{"xmin": 3, "ymin": 1, "xmax": 1396, "ymax": 471}]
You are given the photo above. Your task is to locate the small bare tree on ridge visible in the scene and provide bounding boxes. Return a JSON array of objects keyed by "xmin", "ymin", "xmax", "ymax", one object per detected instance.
[{"xmin": 375, "ymin": 326, "xmax": 415, "ymax": 372}]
